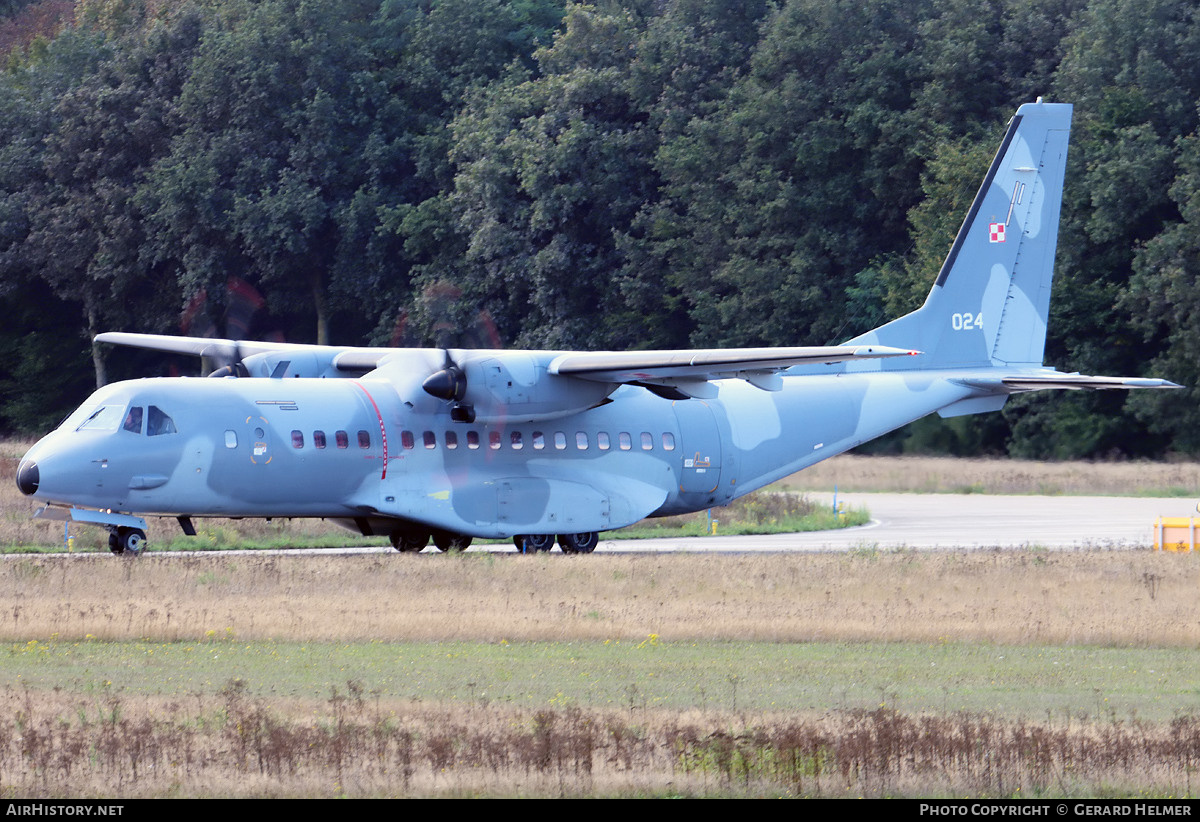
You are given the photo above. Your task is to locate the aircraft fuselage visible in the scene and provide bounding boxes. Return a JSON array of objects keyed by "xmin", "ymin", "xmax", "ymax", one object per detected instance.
[{"xmin": 18, "ymin": 368, "xmax": 980, "ymax": 540}]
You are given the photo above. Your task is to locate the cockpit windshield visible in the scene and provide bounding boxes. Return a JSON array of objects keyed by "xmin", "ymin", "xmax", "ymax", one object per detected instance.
[
  {"xmin": 75, "ymin": 405, "xmax": 124, "ymax": 432},
  {"xmin": 75, "ymin": 403, "xmax": 177, "ymax": 436}
]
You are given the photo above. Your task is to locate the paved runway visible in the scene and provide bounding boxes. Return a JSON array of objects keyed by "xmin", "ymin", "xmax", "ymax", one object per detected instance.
[
  {"xmin": 28, "ymin": 493, "xmax": 1195, "ymax": 557},
  {"xmin": 591, "ymin": 493, "xmax": 1200, "ymax": 553}
]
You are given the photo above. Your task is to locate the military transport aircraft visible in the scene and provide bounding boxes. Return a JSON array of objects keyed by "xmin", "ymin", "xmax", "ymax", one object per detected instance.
[{"xmin": 14, "ymin": 100, "xmax": 1180, "ymax": 555}]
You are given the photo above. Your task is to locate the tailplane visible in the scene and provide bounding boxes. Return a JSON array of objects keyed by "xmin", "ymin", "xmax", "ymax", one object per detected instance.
[{"xmin": 848, "ymin": 99, "xmax": 1072, "ymax": 369}]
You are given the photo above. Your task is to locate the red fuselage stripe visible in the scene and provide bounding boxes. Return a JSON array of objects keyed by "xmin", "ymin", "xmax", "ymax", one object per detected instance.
[{"xmin": 352, "ymin": 381, "xmax": 389, "ymax": 480}]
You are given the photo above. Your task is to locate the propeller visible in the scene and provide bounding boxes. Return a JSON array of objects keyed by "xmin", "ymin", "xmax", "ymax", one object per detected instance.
[
  {"xmin": 398, "ymin": 281, "xmax": 500, "ymax": 423},
  {"xmin": 182, "ymin": 278, "xmax": 269, "ymax": 378}
]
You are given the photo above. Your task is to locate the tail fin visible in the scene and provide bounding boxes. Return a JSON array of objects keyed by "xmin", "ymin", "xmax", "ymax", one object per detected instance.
[{"xmin": 847, "ymin": 100, "xmax": 1072, "ymax": 369}]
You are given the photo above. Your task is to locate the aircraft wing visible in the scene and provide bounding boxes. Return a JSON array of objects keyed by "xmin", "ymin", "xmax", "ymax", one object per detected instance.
[
  {"xmin": 549, "ymin": 345, "xmax": 918, "ymax": 398},
  {"xmin": 95, "ymin": 332, "xmax": 303, "ymax": 360},
  {"xmin": 95, "ymin": 332, "xmax": 394, "ymax": 374},
  {"xmin": 98, "ymin": 332, "xmax": 919, "ymax": 396}
]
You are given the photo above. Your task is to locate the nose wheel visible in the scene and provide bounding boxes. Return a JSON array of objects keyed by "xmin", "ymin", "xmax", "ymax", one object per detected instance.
[{"xmin": 108, "ymin": 527, "xmax": 147, "ymax": 556}]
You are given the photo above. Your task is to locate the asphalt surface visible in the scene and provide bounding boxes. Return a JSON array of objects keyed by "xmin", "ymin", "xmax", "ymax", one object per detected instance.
[
  {"xmin": 23, "ymin": 493, "xmax": 1195, "ymax": 557},
  {"xmin": 590, "ymin": 493, "xmax": 1200, "ymax": 553}
]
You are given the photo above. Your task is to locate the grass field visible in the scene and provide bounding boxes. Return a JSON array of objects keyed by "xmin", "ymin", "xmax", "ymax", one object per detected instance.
[
  {"xmin": 1, "ymin": 548, "xmax": 1199, "ymax": 797},
  {"xmin": 3, "ymin": 447, "xmax": 1200, "ymax": 796},
  {"xmin": 784, "ymin": 453, "xmax": 1200, "ymax": 497}
]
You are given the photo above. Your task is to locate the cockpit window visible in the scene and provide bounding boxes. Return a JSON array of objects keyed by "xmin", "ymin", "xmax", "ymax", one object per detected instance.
[
  {"xmin": 76, "ymin": 405, "xmax": 124, "ymax": 432},
  {"xmin": 147, "ymin": 405, "xmax": 177, "ymax": 436},
  {"xmin": 122, "ymin": 406, "xmax": 143, "ymax": 434}
]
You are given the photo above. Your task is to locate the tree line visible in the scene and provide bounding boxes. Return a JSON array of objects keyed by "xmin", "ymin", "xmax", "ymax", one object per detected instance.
[{"xmin": 0, "ymin": 0, "xmax": 1197, "ymax": 459}]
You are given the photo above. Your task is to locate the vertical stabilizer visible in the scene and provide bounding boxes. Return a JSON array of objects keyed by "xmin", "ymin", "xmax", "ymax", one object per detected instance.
[{"xmin": 847, "ymin": 100, "xmax": 1072, "ymax": 369}]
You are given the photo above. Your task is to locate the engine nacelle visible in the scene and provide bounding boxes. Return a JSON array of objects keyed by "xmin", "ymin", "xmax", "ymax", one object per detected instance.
[{"xmin": 415, "ymin": 352, "xmax": 613, "ymax": 423}]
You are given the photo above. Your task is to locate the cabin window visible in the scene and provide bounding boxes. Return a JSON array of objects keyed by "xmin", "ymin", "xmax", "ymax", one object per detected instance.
[
  {"xmin": 576, "ymin": 432, "xmax": 589, "ymax": 450},
  {"xmin": 291, "ymin": 430, "xmax": 304, "ymax": 448},
  {"xmin": 618, "ymin": 432, "xmax": 632, "ymax": 451},
  {"xmin": 313, "ymin": 430, "xmax": 326, "ymax": 449},
  {"xmin": 511, "ymin": 431, "xmax": 523, "ymax": 450},
  {"xmin": 336, "ymin": 430, "xmax": 349, "ymax": 449},
  {"xmin": 445, "ymin": 431, "xmax": 458, "ymax": 450},
  {"xmin": 489, "ymin": 431, "xmax": 501, "ymax": 450},
  {"xmin": 401, "ymin": 431, "xmax": 415, "ymax": 450},
  {"xmin": 554, "ymin": 432, "xmax": 567, "ymax": 450},
  {"xmin": 122, "ymin": 407, "xmax": 143, "ymax": 434},
  {"xmin": 662, "ymin": 432, "xmax": 676, "ymax": 451},
  {"xmin": 640, "ymin": 432, "xmax": 653, "ymax": 451},
  {"xmin": 224, "ymin": 430, "xmax": 238, "ymax": 449},
  {"xmin": 147, "ymin": 406, "xmax": 177, "ymax": 436},
  {"xmin": 597, "ymin": 432, "xmax": 610, "ymax": 451},
  {"xmin": 424, "ymin": 431, "xmax": 436, "ymax": 449},
  {"xmin": 467, "ymin": 431, "xmax": 480, "ymax": 449},
  {"xmin": 532, "ymin": 431, "xmax": 545, "ymax": 450},
  {"xmin": 358, "ymin": 430, "xmax": 371, "ymax": 449}
]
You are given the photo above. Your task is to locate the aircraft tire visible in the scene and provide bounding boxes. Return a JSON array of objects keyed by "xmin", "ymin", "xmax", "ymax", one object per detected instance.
[
  {"xmin": 390, "ymin": 532, "xmax": 428, "ymax": 553},
  {"xmin": 432, "ymin": 531, "xmax": 472, "ymax": 552},
  {"xmin": 108, "ymin": 532, "xmax": 123, "ymax": 555},
  {"xmin": 558, "ymin": 532, "xmax": 598, "ymax": 554},
  {"xmin": 513, "ymin": 534, "xmax": 554, "ymax": 553},
  {"xmin": 117, "ymin": 527, "xmax": 146, "ymax": 556}
]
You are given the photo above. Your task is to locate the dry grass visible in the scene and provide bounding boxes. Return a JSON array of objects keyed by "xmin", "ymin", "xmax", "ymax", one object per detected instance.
[
  {"xmin": 5, "ymin": 441, "xmax": 1200, "ymax": 796},
  {"xmin": 784, "ymin": 454, "xmax": 1200, "ymax": 496},
  {"xmin": 0, "ymin": 683, "xmax": 1197, "ymax": 798},
  {"xmin": 2, "ymin": 551, "xmax": 1199, "ymax": 796},
  {"xmin": 0, "ymin": 550, "xmax": 1196, "ymax": 647}
]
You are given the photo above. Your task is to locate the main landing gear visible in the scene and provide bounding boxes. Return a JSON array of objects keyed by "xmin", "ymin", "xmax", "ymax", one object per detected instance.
[
  {"xmin": 389, "ymin": 530, "xmax": 599, "ymax": 554},
  {"xmin": 513, "ymin": 533, "xmax": 599, "ymax": 554},
  {"xmin": 389, "ymin": 530, "xmax": 475, "ymax": 553},
  {"xmin": 107, "ymin": 526, "xmax": 146, "ymax": 557}
]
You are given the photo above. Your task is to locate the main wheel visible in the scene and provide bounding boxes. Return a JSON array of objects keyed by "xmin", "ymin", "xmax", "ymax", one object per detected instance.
[
  {"xmin": 558, "ymin": 532, "xmax": 599, "ymax": 554},
  {"xmin": 390, "ymin": 532, "xmax": 429, "ymax": 553},
  {"xmin": 513, "ymin": 533, "xmax": 554, "ymax": 553},
  {"xmin": 432, "ymin": 530, "xmax": 472, "ymax": 552},
  {"xmin": 108, "ymin": 532, "xmax": 123, "ymax": 555},
  {"xmin": 117, "ymin": 527, "xmax": 146, "ymax": 556}
]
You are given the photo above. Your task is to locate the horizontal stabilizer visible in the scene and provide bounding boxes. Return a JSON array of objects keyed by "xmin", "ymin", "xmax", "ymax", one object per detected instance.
[
  {"xmin": 1001, "ymin": 375, "xmax": 1182, "ymax": 391},
  {"xmin": 958, "ymin": 373, "xmax": 1181, "ymax": 392}
]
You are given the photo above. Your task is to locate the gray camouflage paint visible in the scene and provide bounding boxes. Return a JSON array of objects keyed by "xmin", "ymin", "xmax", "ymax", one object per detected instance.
[{"xmin": 14, "ymin": 102, "xmax": 1179, "ymax": 548}]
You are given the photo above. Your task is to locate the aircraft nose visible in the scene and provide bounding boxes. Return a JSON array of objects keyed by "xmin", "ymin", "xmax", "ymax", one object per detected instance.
[{"xmin": 15, "ymin": 459, "xmax": 38, "ymax": 496}]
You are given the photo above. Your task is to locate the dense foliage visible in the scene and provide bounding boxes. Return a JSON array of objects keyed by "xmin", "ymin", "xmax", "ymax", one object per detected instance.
[{"xmin": 0, "ymin": 0, "xmax": 1196, "ymax": 458}]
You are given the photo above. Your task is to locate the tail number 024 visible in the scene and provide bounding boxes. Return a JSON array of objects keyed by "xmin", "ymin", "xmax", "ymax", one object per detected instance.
[{"xmin": 952, "ymin": 312, "xmax": 983, "ymax": 331}]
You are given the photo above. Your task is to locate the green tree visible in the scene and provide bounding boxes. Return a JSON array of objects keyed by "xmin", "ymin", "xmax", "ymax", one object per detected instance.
[
  {"xmin": 140, "ymin": 0, "xmax": 381, "ymax": 345},
  {"xmin": 450, "ymin": 4, "xmax": 658, "ymax": 348}
]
